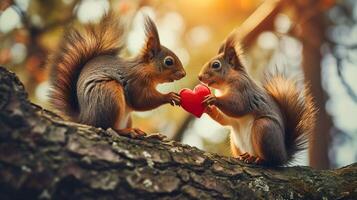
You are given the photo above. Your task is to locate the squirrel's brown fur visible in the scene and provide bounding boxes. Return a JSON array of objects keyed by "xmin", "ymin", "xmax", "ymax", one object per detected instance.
[
  {"xmin": 48, "ymin": 12, "xmax": 124, "ymax": 119},
  {"xmin": 199, "ymin": 35, "xmax": 316, "ymax": 166},
  {"xmin": 48, "ymin": 11, "xmax": 186, "ymax": 133}
]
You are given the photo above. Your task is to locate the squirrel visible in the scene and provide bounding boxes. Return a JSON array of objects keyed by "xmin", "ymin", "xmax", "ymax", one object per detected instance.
[
  {"xmin": 198, "ymin": 34, "xmax": 316, "ymax": 166},
  {"xmin": 48, "ymin": 12, "xmax": 186, "ymax": 136}
]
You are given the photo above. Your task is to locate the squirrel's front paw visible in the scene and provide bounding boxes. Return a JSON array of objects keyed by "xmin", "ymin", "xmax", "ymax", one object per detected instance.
[
  {"xmin": 204, "ymin": 105, "xmax": 218, "ymax": 114},
  {"xmin": 166, "ymin": 92, "xmax": 181, "ymax": 106},
  {"xmin": 203, "ymin": 94, "xmax": 217, "ymax": 106}
]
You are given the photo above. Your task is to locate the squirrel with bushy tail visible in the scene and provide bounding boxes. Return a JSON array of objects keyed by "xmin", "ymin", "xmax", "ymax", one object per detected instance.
[
  {"xmin": 199, "ymin": 33, "xmax": 316, "ymax": 166},
  {"xmin": 48, "ymin": 12, "xmax": 186, "ymax": 136}
]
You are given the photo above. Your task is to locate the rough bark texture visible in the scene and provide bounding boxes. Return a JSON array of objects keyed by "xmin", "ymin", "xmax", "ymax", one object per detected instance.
[{"xmin": 0, "ymin": 66, "xmax": 356, "ymax": 200}]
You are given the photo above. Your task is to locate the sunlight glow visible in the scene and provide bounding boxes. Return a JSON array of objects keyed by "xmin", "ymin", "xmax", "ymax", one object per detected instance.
[
  {"xmin": 35, "ymin": 81, "xmax": 50, "ymax": 102},
  {"xmin": 0, "ymin": 7, "xmax": 21, "ymax": 33},
  {"xmin": 322, "ymin": 53, "xmax": 357, "ymax": 133},
  {"xmin": 77, "ymin": 0, "xmax": 109, "ymax": 23},
  {"xmin": 15, "ymin": 0, "xmax": 29, "ymax": 11},
  {"xmin": 182, "ymin": 129, "xmax": 204, "ymax": 150},
  {"xmin": 194, "ymin": 115, "xmax": 229, "ymax": 143},
  {"xmin": 257, "ymin": 31, "xmax": 278, "ymax": 50},
  {"xmin": 274, "ymin": 13, "xmax": 291, "ymax": 34},
  {"xmin": 10, "ymin": 43, "xmax": 27, "ymax": 64},
  {"xmin": 127, "ymin": 7, "xmax": 155, "ymax": 54},
  {"xmin": 186, "ymin": 26, "xmax": 212, "ymax": 47}
]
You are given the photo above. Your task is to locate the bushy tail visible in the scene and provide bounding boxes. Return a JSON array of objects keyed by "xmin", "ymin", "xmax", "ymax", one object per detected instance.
[
  {"xmin": 48, "ymin": 12, "xmax": 124, "ymax": 119},
  {"xmin": 263, "ymin": 73, "xmax": 316, "ymax": 163}
]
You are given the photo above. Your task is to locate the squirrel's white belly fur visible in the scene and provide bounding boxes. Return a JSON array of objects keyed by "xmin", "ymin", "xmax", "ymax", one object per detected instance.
[
  {"xmin": 117, "ymin": 113, "xmax": 130, "ymax": 129},
  {"xmin": 116, "ymin": 105, "xmax": 132, "ymax": 129},
  {"xmin": 229, "ymin": 114, "xmax": 255, "ymax": 156}
]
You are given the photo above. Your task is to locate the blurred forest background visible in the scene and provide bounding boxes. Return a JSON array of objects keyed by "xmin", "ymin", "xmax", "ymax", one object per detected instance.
[{"xmin": 1, "ymin": 0, "xmax": 356, "ymax": 169}]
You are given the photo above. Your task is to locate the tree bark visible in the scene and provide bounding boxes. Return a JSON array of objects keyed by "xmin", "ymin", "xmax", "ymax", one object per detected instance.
[{"xmin": 0, "ymin": 66, "xmax": 356, "ymax": 200}]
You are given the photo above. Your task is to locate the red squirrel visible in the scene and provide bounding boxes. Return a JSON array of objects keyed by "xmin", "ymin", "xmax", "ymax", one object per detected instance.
[
  {"xmin": 48, "ymin": 12, "xmax": 186, "ymax": 136},
  {"xmin": 198, "ymin": 35, "xmax": 316, "ymax": 166}
]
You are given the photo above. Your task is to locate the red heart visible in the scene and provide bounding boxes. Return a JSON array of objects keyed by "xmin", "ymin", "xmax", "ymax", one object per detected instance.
[{"xmin": 180, "ymin": 84, "xmax": 211, "ymax": 118}]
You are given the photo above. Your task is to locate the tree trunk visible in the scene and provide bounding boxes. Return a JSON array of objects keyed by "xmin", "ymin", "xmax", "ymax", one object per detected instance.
[
  {"xmin": 298, "ymin": 5, "xmax": 333, "ymax": 169},
  {"xmin": 0, "ymin": 66, "xmax": 356, "ymax": 200}
]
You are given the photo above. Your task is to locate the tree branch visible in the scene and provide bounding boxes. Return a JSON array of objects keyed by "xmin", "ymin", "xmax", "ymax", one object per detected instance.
[{"xmin": 0, "ymin": 66, "xmax": 356, "ymax": 199}]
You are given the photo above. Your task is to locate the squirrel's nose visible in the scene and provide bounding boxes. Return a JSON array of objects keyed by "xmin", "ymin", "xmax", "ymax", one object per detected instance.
[
  {"xmin": 176, "ymin": 70, "xmax": 186, "ymax": 78},
  {"xmin": 198, "ymin": 75, "xmax": 203, "ymax": 81}
]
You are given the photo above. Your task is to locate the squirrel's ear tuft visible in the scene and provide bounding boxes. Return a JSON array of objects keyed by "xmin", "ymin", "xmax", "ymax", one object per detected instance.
[
  {"xmin": 218, "ymin": 42, "xmax": 225, "ymax": 54},
  {"xmin": 223, "ymin": 35, "xmax": 243, "ymax": 69},
  {"xmin": 143, "ymin": 16, "xmax": 161, "ymax": 60}
]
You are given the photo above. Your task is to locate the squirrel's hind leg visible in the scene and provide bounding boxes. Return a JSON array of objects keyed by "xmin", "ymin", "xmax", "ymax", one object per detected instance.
[
  {"xmin": 115, "ymin": 116, "xmax": 147, "ymax": 138},
  {"xmin": 114, "ymin": 128, "xmax": 147, "ymax": 138},
  {"xmin": 238, "ymin": 153, "xmax": 264, "ymax": 164},
  {"xmin": 102, "ymin": 81, "xmax": 146, "ymax": 138},
  {"xmin": 251, "ymin": 118, "xmax": 287, "ymax": 166},
  {"xmin": 230, "ymin": 133, "xmax": 242, "ymax": 157}
]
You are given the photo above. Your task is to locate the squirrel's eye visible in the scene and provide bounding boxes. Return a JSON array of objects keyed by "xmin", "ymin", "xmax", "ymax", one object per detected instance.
[
  {"xmin": 164, "ymin": 56, "xmax": 174, "ymax": 67},
  {"xmin": 211, "ymin": 60, "xmax": 221, "ymax": 69}
]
